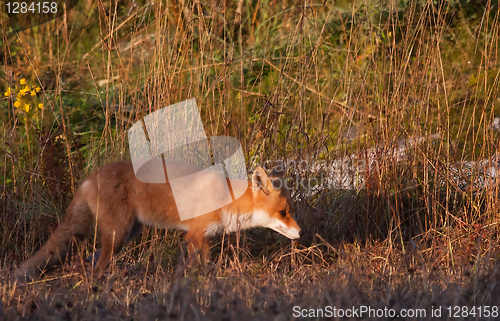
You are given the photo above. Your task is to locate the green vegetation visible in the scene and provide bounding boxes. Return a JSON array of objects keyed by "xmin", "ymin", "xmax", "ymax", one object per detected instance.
[{"xmin": 1, "ymin": 0, "xmax": 500, "ymax": 319}]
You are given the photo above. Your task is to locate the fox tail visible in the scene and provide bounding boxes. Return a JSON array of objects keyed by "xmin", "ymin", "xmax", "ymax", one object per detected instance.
[{"xmin": 16, "ymin": 195, "xmax": 93, "ymax": 282}]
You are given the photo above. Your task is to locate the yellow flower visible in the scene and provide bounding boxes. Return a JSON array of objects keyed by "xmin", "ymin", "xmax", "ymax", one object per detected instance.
[
  {"xmin": 38, "ymin": 103, "xmax": 43, "ymax": 109},
  {"xmin": 20, "ymin": 79, "xmax": 26, "ymax": 85},
  {"xmin": 14, "ymin": 101, "xmax": 21, "ymax": 108},
  {"xmin": 4, "ymin": 87, "xmax": 11, "ymax": 96},
  {"xmin": 35, "ymin": 86, "xmax": 41, "ymax": 92},
  {"xmin": 16, "ymin": 85, "xmax": 29, "ymax": 96},
  {"xmin": 24, "ymin": 104, "xmax": 30, "ymax": 112},
  {"xmin": 31, "ymin": 91, "xmax": 36, "ymax": 96}
]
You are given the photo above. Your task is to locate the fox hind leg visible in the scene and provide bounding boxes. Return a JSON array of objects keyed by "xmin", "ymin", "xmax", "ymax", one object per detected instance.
[
  {"xmin": 88, "ymin": 220, "xmax": 143, "ymax": 268},
  {"xmin": 93, "ymin": 229, "xmax": 128, "ymax": 277},
  {"xmin": 93, "ymin": 217, "xmax": 139, "ymax": 277},
  {"xmin": 185, "ymin": 229, "xmax": 209, "ymax": 267}
]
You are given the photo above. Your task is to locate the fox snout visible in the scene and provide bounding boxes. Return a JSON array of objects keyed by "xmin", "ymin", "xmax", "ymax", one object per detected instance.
[
  {"xmin": 288, "ymin": 225, "xmax": 301, "ymax": 239},
  {"xmin": 286, "ymin": 218, "xmax": 302, "ymax": 239},
  {"xmin": 268, "ymin": 219, "xmax": 301, "ymax": 240}
]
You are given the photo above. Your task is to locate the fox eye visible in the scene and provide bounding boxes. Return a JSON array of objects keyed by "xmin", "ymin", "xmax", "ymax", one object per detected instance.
[{"xmin": 279, "ymin": 210, "xmax": 287, "ymax": 217}]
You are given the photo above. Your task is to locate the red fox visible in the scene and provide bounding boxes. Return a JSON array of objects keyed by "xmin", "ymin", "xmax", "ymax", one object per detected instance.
[{"xmin": 16, "ymin": 161, "xmax": 301, "ymax": 281}]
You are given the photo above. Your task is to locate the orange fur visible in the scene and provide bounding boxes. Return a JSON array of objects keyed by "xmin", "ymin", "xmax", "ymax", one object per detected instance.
[{"xmin": 16, "ymin": 161, "xmax": 300, "ymax": 281}]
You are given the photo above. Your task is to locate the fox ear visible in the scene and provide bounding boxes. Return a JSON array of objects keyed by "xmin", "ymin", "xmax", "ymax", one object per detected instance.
[
  {"xmin": 269, "ymin": 160, "xmax": 285, "ymax": 178},
  {"xmin": 252, "ymin": 167, "xmax": 273, "ymax": 194}
]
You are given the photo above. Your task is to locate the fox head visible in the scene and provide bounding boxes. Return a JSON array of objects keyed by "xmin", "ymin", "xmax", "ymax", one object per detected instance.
[{"xmin": 251, "ymin": 165, "xmax": 301, "ymax": 239}]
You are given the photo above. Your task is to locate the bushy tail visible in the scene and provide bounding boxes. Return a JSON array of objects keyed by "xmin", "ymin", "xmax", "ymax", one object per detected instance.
[{"xmin": 16, "ymin": 197, "xmax": 94, "ymax": 282}]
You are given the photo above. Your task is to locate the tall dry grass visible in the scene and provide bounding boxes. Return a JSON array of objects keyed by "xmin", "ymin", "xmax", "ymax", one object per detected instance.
[{"xmin": 1, "ymin": 0, "xmax": 500, "ymax": 319}]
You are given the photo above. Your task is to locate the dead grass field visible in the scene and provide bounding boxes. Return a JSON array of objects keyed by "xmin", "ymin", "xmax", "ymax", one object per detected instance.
[{"xmin": 1, "ymin": 0, "xmax": 500, "ymax": 319}]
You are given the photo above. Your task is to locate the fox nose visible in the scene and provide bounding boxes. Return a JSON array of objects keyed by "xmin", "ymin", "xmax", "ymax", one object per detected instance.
[{"xmin": 299, "ymin": 230, "xmax": 304, "ymax": 237}]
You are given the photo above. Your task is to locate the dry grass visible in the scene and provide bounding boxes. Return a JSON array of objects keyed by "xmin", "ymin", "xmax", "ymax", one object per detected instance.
[
  {"xmin": 1, "ymin": 240, "xmax": 499, "ymax": 319},
  {"xmin": 1, "ymin": 0, "xmax": 500, "ymax": 319}
]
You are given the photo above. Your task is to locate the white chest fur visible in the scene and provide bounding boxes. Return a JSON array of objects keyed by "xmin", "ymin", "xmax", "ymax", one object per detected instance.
[{"xmin": 204, "ymin": 209, "xmax": 271, "ymax": 237}]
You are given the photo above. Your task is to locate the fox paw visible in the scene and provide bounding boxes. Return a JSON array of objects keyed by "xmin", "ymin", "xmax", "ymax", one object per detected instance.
[
  {"xmin": 85, "ymin": 250, "xmax": 101, "ymax": 268},
  {"xmin": 15, "ymin": 266, "xmax": 36, "ymax": 283}
]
